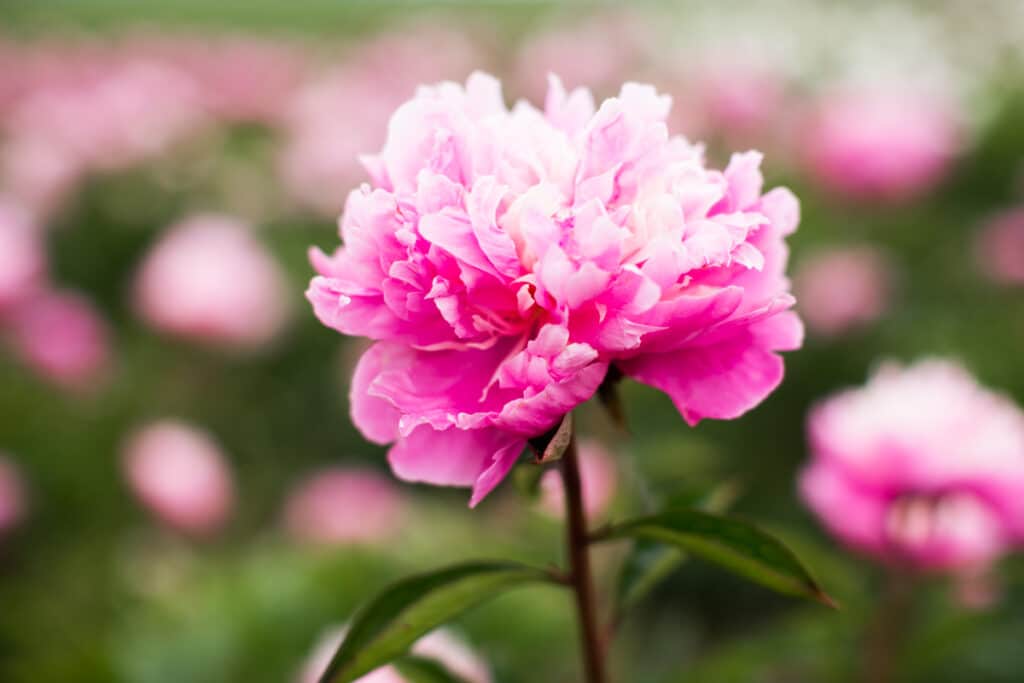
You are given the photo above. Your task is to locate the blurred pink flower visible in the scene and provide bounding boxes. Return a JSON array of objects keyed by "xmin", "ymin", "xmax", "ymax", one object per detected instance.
[
  {"xmin": 298, "ymin": 627, "xmax": 491, "ymax": 683},
  {"xmin": 539, "ymin": 440, "xmax": 617, "ymax": 520},
  {"xmin": 801, "ymin": 359, "xmax": 1024, "ymax": 572},
  {"xmin": 122, "ymin": 420, "xmax": 234, "ymax": 536},
  {"xmin": 280, "ymin": 28, "xmax": 481, "ymax": 216},
  {"xmin": 284, "ymin": 467, "xmax": 403, "ymax": 546},
  {"xmin": 134, "ymin": 213, "xmax": 289, "ymax": 349},
  {"xmin": 6, "ymin": 289, "xmax": 109, "ymax": 387},
  {"xmin": 802, "ymin": 88, "xmax": 960, "ymax": 202},
  {"xmin": 670, "ymin": 58, "xmax": 789, "ymax": 147},
  {"xmin": 308, "ymin": 72, "xmax": 802, "ymax": 506},
  {"xmin": 0, "ymin": 200, "xmax": 44, "ymax": 315},
  {"xmin": 975, "ymin": 206, "xmax": 1024, "ymax": 285},
  {"xmin": 0, "ymin": 455, "xmax": 26, "ymax": 537},
  {"xmin": 132, "ymin": 35, "xmax": 307, "ymax": 124},
  {"xmin": 2, "ymin": 57, "xmax": 205, "ymax": 212},
  {"xmin": 514, "ymin": 13, "xmax": 647, "ymax": 100},
  {"xmin": 794, "ymin": 246, "xmax": 892, "ymax": 336}
]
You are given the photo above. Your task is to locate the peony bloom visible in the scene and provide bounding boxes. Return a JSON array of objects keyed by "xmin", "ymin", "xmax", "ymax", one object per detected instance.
[
  {"xmin": 122, "ymin": 420, "xmax": 234, "ymax": 536},
  {"xmin": 308, "ymin": 72, "xmax": 802, "ymax": 506},
  {"xmin": 6, "ymin": 289, "xmax": 109, "ymax": 387},
  {"xmin": 794, "ymin": 246, "xmax": 892, "ymax": 337},
  {"xmin": 0, "ymin": 199, "xmax": 44, "ymax": 315},
  {"xmin": 800, "ymin": 360, "xmax": 1024, "ymax": 572},
  {"xmin": 802, "ymin": 87, "xmax": 960, "ymax": 202},
  {"xmin": 975, "ymin": 206, "xmax": 1024, "ymax": 286},
  {"xmin": 539, "ymin": 439, "xmax": 617, "ymax": 520},
  {"xmin": 134, "ymin": 214, "xmax": 289, "ymax": 349},
  {"xmin": 0, "ymin": 455, "xmax": 26, "ymax": 537},
  {"xmin": 283, "ymin": 467, "xmax": 404, "ymax": 546},
  {"xmin": 298, "ymin": 626, "xmax": 491, "ymax": 683}
]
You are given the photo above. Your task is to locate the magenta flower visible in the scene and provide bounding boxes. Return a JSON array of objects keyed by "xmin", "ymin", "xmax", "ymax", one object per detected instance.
[
  {"xmin": 0, "ymin": 455, "xmax": 26, "ymax": 538},
  {"xmin": 7, "ymin": 288, "xmax": 109, "ymax": 388},
  {"xmin": 122, "ymin": 420, "xmax": 235, "ymax": 536},
  {"xmin": 308, "ymin": 73, "xmax": 802, "ymax": 506},
  {"xmin": 283, "ymin": 467, "xmax": 404, "ymax": 546},
  {"xmin": 802, "ymin": 87, "xmax": 960, "ymax": 202},
  {"xmin": 134, "ymin": 214, "xmax": 289, "ymax": 349},
  {"xmin": 975, "ymin": 206, "xmax": 1024, "ymax": 286},
  {"xmin": 800, "ymin": 360, "xmax": 1024, "ymax": 572},
  {"xmin": 794, "ymin": 246, "xmax": 893, "ymax": 337}
]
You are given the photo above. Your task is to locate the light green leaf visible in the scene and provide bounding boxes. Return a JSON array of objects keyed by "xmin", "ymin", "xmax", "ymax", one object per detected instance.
[
  {"xmin": 598, "ymin": 509, "xmax": 835, "ymax": 607},
  {"xmin": 319, "ymin": 561, "xmax": 550, "ymax": 683}
]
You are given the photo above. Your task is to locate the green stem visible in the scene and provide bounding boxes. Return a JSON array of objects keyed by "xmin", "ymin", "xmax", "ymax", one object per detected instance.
[{"xmin": 562, "ymin": 430, "xmax": 609, "ymax": 683}]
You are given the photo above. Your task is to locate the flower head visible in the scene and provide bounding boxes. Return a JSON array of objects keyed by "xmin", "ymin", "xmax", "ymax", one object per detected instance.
[
  {"xmin": 283, "ymin": 467, "xmax": 404, "ymax": 546},
  {"xmin": 122, "ymin": 420, "xmax": 235, "ymax": 536},
  {"xmin": 134, "ymin": 214, "xmax": 289, "ymax": 349},
  {"xmin": 794, "ymin": 246, "xmax": 892, "ymax": 337},
  {"xmin": 975, "ymin": 206, "xmax": 1024, "ymax": 286},
  {"xmin": 802, "ymin": 87, "xmax": 960, "ymax": 202},
  {"xmin": 800, "ymin": 360, "xmax": 1024, "ymax": 572},
  {"xmin": 308, "ymin": 72, "xmax": 802, "ymax": 505}
]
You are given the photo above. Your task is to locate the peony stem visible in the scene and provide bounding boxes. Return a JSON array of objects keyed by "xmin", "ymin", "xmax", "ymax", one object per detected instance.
[
  {"xmin": 864, "ymin": 572, "xmax": 912, "ymax": 683},
  {"xmin": 562, "ymin": 429, "xmax": 609, "ymax": 683}
]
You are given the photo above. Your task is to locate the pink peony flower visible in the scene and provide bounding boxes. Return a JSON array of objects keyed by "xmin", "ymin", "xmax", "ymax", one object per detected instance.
[
  {"xmin": 539, "ymin": 439, "xmax": 617, "ymax": 520},
  {"xmin": 802, "ymin": 87, "xmax": 960, "ymax": 202},
  {"xmin": 794, "ymin": 246, "xmax": 892, "ymax": 337},
  {"xmin": 134, "ymin": 214, "xmax": 289, "ymax": 349},
  {"xmin": 308, "ymin": 72, "xmax": 802, "ymax": 506},
  {"xmin": 0, "ymin": 455, "xmax": 26, "ymax": 537},
  {"xmin": 6, "ymin": 289, "xmax": 109, "ymax": 387},
  {"xmin": 975, "ymin": 206, "xmax": 1024, "ymax": 286},
  {"xmin": 298, "ymin": 626, "xmax": 491, "ymax": 683},
  {"xmin": 0, "ymin": 199, "xmax": 44, "ymax": 315},
  {"xmin": 800, "ymin": 360, "xmax": 1024, "ymax": 572},
  {"xmin": 122, "ymin": 420, "xmax": 234, "ymax": 536},
  {"xmin": 283, "ymin": 467, "xmax": 403, "ymax": 546}
]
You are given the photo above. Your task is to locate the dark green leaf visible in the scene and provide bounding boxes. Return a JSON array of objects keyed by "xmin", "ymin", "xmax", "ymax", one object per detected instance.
[
  {"xmin": 612, "ymin": 480, "xmax": 743, "ymax": 619},
  {"xmin": 528, "ymin": 413, "xmax": 573, "ymax": 464},
  {"xmin": 615, "ymin": 540, "xmax": 686, "ymax": 616},
  {"xmin": 393, "ymin": 656, "xmax": 471, "ymax": 683},
  {"xmin": 319, "ymin": 561, "xmax": 550, "ymax": 683},
  {"xmin": 598, "ymin": 509, "xmax": 835, "ymax": 607}
]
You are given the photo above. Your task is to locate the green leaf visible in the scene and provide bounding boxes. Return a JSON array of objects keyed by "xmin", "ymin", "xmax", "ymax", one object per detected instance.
[
  {"xmin": 392, "ymin": 656, "xmax": 471, "ymax": 683},
  {"xmin": 597, "ymin": 509, "xmax": 836, "ymax": 607},
  {"xmin": 614, "ymin": 540, "xmax": 686, "ymax": 616},
  {"xmin": 528, "ymin": 413, "xmax": 573, "ymax": 464},
  {"xmin": 612, "ymin": 480, "xmax": 743, "ymax": 619},
  {"xmin": 318, "ymin": 561, "xmax": 550, "ymax": 683}
]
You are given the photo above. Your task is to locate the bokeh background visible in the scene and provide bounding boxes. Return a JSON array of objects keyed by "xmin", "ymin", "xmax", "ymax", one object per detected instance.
[{"xmin": 2, "ymin": 1, "xmax": 1024, "ymax": 681}]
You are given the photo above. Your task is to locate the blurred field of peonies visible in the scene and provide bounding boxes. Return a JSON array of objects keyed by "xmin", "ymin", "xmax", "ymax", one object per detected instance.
[{"xmin": 1, "ymin": 2, "xmax": 1024, "ymax": 682}]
